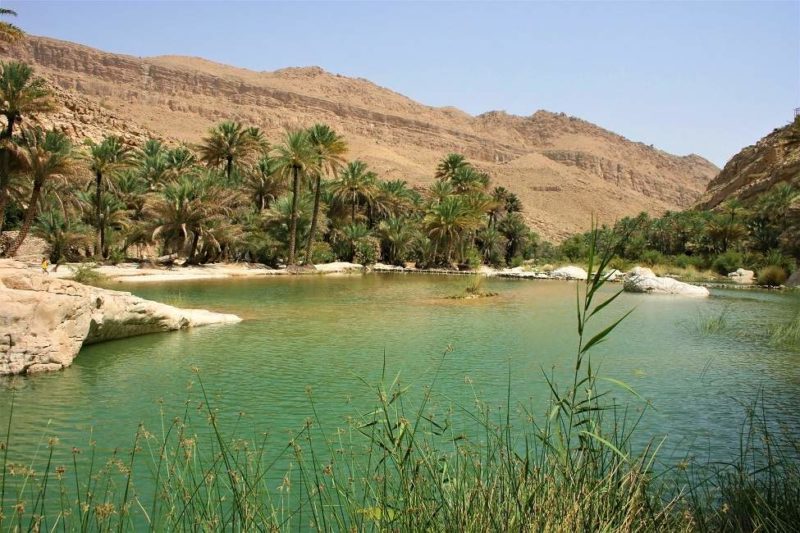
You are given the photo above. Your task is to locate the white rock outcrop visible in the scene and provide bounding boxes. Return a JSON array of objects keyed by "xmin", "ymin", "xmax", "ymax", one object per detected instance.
[
  {"xmin": 727, "ymin": 268, "xmax": 755, "ymax": 284},
  {"xmin": 313, "ymin": 262, "xmax": 364, "ymax": 273},
  {"xmin": 623, "ymin": 266, "xmax": 709, "ymax": 297},
  {"xmin": 0, "ymin": 260, "xmax": 241, "ymax": 375},
  {"xmin": 550, "ymin": 266, "xmax": 589, "ymax": 280}
]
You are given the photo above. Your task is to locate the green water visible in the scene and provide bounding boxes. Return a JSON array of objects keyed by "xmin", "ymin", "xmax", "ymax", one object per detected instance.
[{"xmin": 2, "ymin": 274, "xmax": 799, "ymax": 477}]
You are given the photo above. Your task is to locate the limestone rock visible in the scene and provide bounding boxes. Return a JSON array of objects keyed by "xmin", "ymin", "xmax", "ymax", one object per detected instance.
[
  {"xmin": 0, "ymin": 260, "xmax": 241, "ymax": 376},
  {"xmin": 373, "ymin": 263, "xmax": 404, "ymax": 272},
  {"xmin": 550, "ymin": 266, "xmax": 588, "ymax": 280},
  {"xmin": 0, "ymin": 36, "xmax": 719, "ymax": 242},
  {"xmin": 627, "ymin": 266, "xmax": 656, "ymax": 279},
  {"xmin": 313, "ymin": 262, "xmax": 364, "ymax": 273},
  {"xmin": 727, "ymin": 268, "xmax": 755, "ymax": 284},
  {"xmin": 623, "ymin": 271, "xmax": 709, "ymax": 297},
  {"xmin": 787, "ymin": 270, "xmax": 800, "ymax": 288}
]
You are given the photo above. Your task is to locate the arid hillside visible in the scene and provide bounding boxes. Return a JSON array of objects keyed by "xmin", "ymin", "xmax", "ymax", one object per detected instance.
[
  {"xmin": 698, "ymin": 118, "xmax": 800, "ymax": 209},
  {"xmin": 3, "ymin": 36, "xmax": 719, "ymax": 241}
]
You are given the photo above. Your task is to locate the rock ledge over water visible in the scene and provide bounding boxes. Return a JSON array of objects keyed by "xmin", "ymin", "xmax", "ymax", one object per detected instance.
[{"xmin": 0, "ymin": 260, "xmax": 241, "ymax": 376}]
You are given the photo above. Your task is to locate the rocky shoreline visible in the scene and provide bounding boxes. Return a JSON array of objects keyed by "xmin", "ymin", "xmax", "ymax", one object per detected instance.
[
  {"xmin": 0, "ymin": 260, "xmax": 241, "ymax": 376},
  {"xmin": 8, "ymin": 257, "xmax": 791, "ymax": 377}
]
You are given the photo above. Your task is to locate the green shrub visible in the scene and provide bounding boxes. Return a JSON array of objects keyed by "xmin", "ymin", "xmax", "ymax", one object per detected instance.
[
  {"xmin": 673, "ymin": 254, "xmax": 692, "ymax": 269},
  {"xmin": 353, "ymin": 236, "xmax": 381, "ymax": 265},
  {"xmin": 639, "ymin": 249, "xmax": 663, "ymax": 266},
  {"xmin": 608, "ymin": 255, "xmax": 631, "ymax": 271},
  {"xmin": 510, "ymin": 255, "xmax": 524, "ymax": 268},
  {"xmin": 712, "ymin": 250, "xmax": 744, "ymax": 275},
  {"xmin": 462, "ymin": 245, "xmax": 482, "ymax": 269},
  {"xmin": 764, "ymin": 249, "xmax": 796, "ymax": 273},
  {"xmin": 107, "ymin": 248, "xmax": 125, "ymax": 265},
  {"xmin": 758, "ymin": 265, "xmax": 788, "ymax": 287},
  {"xmin": 311, "ymin": 241, "xmax": 335, "ymax": 264},
  {"xmin": 72, "ymin": 262, "xmax": 104, "ymax": 285}
]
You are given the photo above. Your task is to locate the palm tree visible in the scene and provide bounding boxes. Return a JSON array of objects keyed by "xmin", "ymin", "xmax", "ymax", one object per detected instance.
[
  {"xmin": 0, "ymin": 8, "xmax": 23, "ymax": 45},
  {"xmin": 6, "ymin": 127, "xmax": 75, "ymax": 256},
  {"xmin": 424, "ymin": 195, "xmax": 481, "ymax": 265},
  {"xmin": 263, "ymin": 192, "xmax": 326, "ymax": 262},
  {"xmin": 435, "ymin": 153, "xmax": 468, "ymax": 181},
  {"xmin": 305, "ymin": 124, "xmax": 347, "ymax": 264},
  {"xmin": 272, "ymin": 129, "xmax": 318, "ymax": 265},
  {"xmin": 34, "ymin": 209, "xmax": 92, "ymax": 263},
  {"xmin": 135, "ymin": 138, "xmax": 170, "ymax": 188},
  {"xmin": 0, "ymin": 62, "xmax": 53, "ymax": 140},
  {"xmin": 377, "ymin": 216, "xmax": 416, "ymax": 265},
  {"xmin": 165, "ymin": 145, "xmax": 197, "ymax": 175},
  {"xmin": 198, "ymin": 121, "xmax": 266, "ymax": 181},
  {"xmin": 498, "ymin": 212, "xmax": 529, "ymax": 262},
  {"xmin": 243, "ymin": 155, "xmax": 285, "ymax": 212},
  {"xmin": 85, "ymin": 136, "xmax": 132, "ymax": 258},
  {"xmin": 150, "ymin": 173, "xmax": 232, "ymax": 263},
  {"xmin": 0, "ymin": 61, "xmax": 53, "ymax": 233},
  {"xmin": 450, "ymin": 166, "xmax": 489, "ymax": 194},
  {"xmin": 329, "ymin": 160, "xmax": 377, "ymax": 223},
  {"xmin": 426, "ymin": 180, "xmax": 454, "ymax": 205},
  {"xmin": 477, "ymin": 226, "xmax": 507, "ymax": 265}
]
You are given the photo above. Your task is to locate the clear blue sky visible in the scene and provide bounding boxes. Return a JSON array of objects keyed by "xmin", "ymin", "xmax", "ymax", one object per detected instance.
[{"xmin": 6, "ymin": 0, "xmax": 799, "ymax": 166}]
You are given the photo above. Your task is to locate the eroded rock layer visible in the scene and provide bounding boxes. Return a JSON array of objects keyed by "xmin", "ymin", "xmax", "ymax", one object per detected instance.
[
  {"xmin": 2, "ymin": 36, "xmax": 718, "ymax": 241},
  {"xmin": 0, "ymin": 260, "xmax": 241, "ymax": 375}
]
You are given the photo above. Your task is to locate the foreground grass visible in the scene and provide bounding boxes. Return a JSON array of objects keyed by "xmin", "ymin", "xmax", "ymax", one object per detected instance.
[{"xmin": 1, "ymin": 230, "xmax": 798, "ymax": 531}]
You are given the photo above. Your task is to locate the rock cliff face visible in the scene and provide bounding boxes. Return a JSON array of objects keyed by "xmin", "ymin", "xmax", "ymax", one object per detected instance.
[
  {"xmin": 698, "ymin": 119, "xmax": 800, "ymax": 209},
  {"xmin": 2, "ymin": 36, "xmax": 719, "ymax": 240},
  {"xmin": 0, "ymin": 260, "xmax": 241, "ymax": 375}
]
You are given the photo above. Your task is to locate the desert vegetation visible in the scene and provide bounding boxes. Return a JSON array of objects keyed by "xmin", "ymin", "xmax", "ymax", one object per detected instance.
[
  {"xmin": 558, "ymin": 181, "xmax": 799, "ymax": 283},
  {"xmin": 0, "ymin": 61, "xmax": 550, "ymax": 270}
]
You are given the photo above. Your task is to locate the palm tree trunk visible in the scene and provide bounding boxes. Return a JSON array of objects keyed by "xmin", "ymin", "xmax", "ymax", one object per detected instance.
[
  {"xmin": 0, "ymin": 122, "xmax": 14, "ymax": 236},
  {"xmin": 0, "ymin": 187, "xmax": 9, "ymax": 237},
  {"xmin": 288, "ymin": 165, "xmax": 300, "ymax": 265},
  {"xmin": 226, "ymin": 156, "xmax": 233, "ymax": 181},
  {"xmin": 304, "ymin": 174, "xmax": 322, "ymax": 265},
  {"xmin": 8, "ymin": 181, "xmax": 42, "ymax": 257},
  {"xmin": 94, "ymin": 170, "xmax": 103, "ymax": 257},
  {"xmin": 188, "ymin": 232, "xmax": 200, "ymax": 265}
]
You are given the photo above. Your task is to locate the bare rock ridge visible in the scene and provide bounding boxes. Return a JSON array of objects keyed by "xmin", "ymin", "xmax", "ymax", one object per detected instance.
[
  {"xmin": 3, "ymin": 35, "xmax": 719, "ymax": 240},
  {"xmin": 698, "ymin": 119, "xmax": 800, "ymax": 209},
  {"xmin": 0, "ymin": 260, "xmax": 241, "ymax": 376}
]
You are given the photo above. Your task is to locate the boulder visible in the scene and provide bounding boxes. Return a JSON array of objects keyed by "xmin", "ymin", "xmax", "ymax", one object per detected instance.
[
  {"xmin": 727, "ymin": 268, "xmax": 755, "ymax": 284},
  {"xmin": 627, "ymin": 266, "xmax": 656, "ymax": 279},
  {"xmin": 603, "ymin": 269, "xmax": 624, "ymax": 282},
  {"xmin": 550, "ymin": 266, "xmax": 588, "ymax": 280},
  {"xmin": 313, "ymin": 262, "xmax": 364, "ymax": 273},
  {"xmin": 0, "ymin": 260, "xmax": 241, "ymax": 376},
  {"xmin": 373, "ymin": 263, "xmax": 404, "ymax": 272},
  {"xmin": 623, "ymin": 271, "xmax": 709, "ymax": 297},
  {"xmin": 787, "ymin": 270, "xmax": 800, "ymax": 288}
]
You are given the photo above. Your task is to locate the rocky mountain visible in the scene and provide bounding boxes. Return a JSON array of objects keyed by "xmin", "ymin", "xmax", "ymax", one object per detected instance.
[
  {"xmin": 698, "ymin": 118, "xmax": 800, "ymax": 209},
  {"xmin": 2, "ymin": 36, "xmax": 719, "ymax": 240}
]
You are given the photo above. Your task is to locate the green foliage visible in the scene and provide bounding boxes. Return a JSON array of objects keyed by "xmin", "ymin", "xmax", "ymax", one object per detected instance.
[
  {"xmin": 712, "ymin": 250, "xmax": 744, "ymax": 275},
  {"xmin": 311, "ymin": 240, "xmax": 335, "ymax": 264},
  {"xmin": 769, "ymin": 311, "xmax": 800, "ymax": 349},
  {"xmin": 71, "ymin": 262, "xmax": 104, "ymax": 285},
  {"xmin": 639, "ymin": 249, "xmax": 663, "ymax": 266},
  {"xmin": 758, "ymin": 265, "xmax": 788, "ymax": 287},
  {"xmin": 353, "ymin": 235, "xmax": 381, "ymax": 265}
]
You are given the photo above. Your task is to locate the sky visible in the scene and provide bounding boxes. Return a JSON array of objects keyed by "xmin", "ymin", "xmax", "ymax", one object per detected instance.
[{"xmin": 5, "ymin": 0, "xmax": 799, "ymax": 166}]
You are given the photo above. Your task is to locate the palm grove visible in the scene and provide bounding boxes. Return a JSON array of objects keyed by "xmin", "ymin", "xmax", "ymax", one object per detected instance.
[
  {"xmin": 0, "ymin": 60, "xmax": 548, "ymax": 269},
  {"xmin": 1, "ymin": 51, "xmax": 798, "ymax": 276}
]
